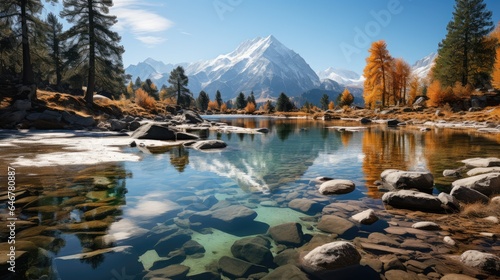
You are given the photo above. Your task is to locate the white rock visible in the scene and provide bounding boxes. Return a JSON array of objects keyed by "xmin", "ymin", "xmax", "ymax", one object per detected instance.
[
  {"xmin": 411, "ymin": 221, "xmax": 441, "ymax": 230},
  {"xmin": 483, "ymin": 216, "xmax": 499, "ymax": 224},
  {"xmin": 461, "ymin": 157, "xmax": 500, "ymax": 168},
  {"xmin": 319, "ymin": 179, "xmax": 355, "ymax": 195},
  {"xmin": 460, "ymin": 250, "xmax": 500, "ymax": 273},
  {"xmin": 301, "ymin": 241, "xmax": 361, "ymax": 272},
  {"xmin": 443, "ymin": 236, "xmax": 456, "ymax": 246}
]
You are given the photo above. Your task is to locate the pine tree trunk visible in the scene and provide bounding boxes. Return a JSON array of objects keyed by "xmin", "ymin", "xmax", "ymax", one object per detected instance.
[
  {"xmin": 85, "ymin": 0, "xmax": 95, "ymax": 105},
  {"xmin": 20, "ymin": 0, "xmax": 35, "ymax": 94}
]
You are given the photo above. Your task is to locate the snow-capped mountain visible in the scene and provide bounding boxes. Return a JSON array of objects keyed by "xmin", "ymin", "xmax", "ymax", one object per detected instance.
[
  {"xmin": 126, "ymin": 58, "xmax": 184, "ymax": 82},
  {"xmin": 183, "ymin": 35, "xmax": 320, "ymax": 100},
  {"xmin": 127, "ymin": 35, "xmax": 321, "ymax": 101},
  {"xmin": 412, "ymin": 52, "xmax": 437, "ymax": 79},
  {"xmin": 317, "ymin": 68, "xmax": 364, "ymax": 87}
]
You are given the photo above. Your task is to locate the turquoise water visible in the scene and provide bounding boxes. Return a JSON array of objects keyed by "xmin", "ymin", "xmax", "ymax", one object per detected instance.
[{"xmin": 2, "ymin": 116, "xmax": 500, "ymax": 279}]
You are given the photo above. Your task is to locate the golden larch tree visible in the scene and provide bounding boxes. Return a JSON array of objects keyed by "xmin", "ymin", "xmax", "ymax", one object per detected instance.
[
  {"xmin": 363, "ymin": 40, "xmax": 393, "ymax": 108},
  {"xmin": 391, "ymin": 58, "xmax": 412, "ymax": 105},
  {"xmin": 492, "ymin": 22, "xmax": 500, "ymax": 89},
  {"xmin": 340, "ymin": 88, "xmax": 354, "ymax": 106}
]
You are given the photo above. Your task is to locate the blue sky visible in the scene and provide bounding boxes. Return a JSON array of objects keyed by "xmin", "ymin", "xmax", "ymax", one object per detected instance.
[{"xmin": 45, "ymin": 0, "xmax": 500, "ymax": 74}]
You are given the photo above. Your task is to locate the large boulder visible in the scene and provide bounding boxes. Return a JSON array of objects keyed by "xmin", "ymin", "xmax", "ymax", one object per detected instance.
[
  {"xmin": 450, "ymin": 185, "xmax": 489, "ymax": 204},
  {"xmin": 131, "ymin": 123, "xmax": 177, "ymax": 140},
  {"xmin": 231, "ymin": 236, "xmax": 274, "ymax": 267},
  {"xmin": 460, "ymin": 250, "xmax": 500, "ymax": 274},
  {"xmin": 382, "ymin": 190, "xmax": 444, "ymax": 212},
  {"xmin": 318, "ymin": 179, "xmax": 355, "ymax": 195},
  {"xmin": 301, "ymin": 241, "xmax": 361, "ymax": 275},
  {"xmin": 380, "ymin": 169, "xmax": 434, "ymax": 192},
  {"xmin": 62, "ymin": 112, "xmax": 95, "ymax": 127},
  {"xmin": 179, "ymin": 109, "xmax": 204, "ymax": 124},
  {"xmin": 451, "ymin": 172, "xmax": 500, "ymax": 197},
  {"xmin": 268, "ymin": 223, "xmax": 304, "ymax": 247}
]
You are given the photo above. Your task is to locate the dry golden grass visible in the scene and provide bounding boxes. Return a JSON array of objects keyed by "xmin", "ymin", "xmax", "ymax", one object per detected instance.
[
  {"xmin": 134, "ymin": 88, "xmax": 156, "ymax": 110},
  {"xmin": 461, "ymin": 197, "xmax": 500, "ymax": 218}
]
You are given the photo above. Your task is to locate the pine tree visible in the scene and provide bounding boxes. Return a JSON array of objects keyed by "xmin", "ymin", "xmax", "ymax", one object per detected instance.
[
  {"xmin": 196, "ymin": 90, "xmax": 210, "ymax": 111},
  {"xmin": 45, "ymin": 12, "xmax": 63, "ymax": 89},
  {"xmin": 363, "ymin": 40, "xmax": 393, "ymax": 108},
  {"xmin": 141, "ymin": 79, "xmax": 158, "ymax": 99},
  {"xmin": 1, "ymin": 0, "xmax": 55, "ymax": 98},
  {"xmin": 276, "ymin": 92, "xmax": 294, "ymax": 112},
  {"xmin": 134, "ymin": 77, "xmax": 142, "ymax": 89},
  {"xmin": 168, "ymin": 66, "xmax": 191, "ymax": 107},
  {"xmin": 215, "ymin": 90, "xmax": 223, "ymax": 107},
  {"xmin": 433, "ymin": 0, "xmax": 495, "ymax": 87},
  {"xmin": 247, "ymin": 91, "xmax": 256, "ymax": 105},
  {"xmin": 235, "ymin": 92, "xmax": 247, "ymax": 109},
  {"xmin": 61, "ymin": 0, "xmax": 124, "ymax": 104},
  {"xmin": 320, "ymin": 94, "xmax": 329, "ymax": 110}
]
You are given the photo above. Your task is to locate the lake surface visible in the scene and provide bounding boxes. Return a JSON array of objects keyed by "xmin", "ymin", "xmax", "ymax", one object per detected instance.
[{"xmin": 1, "ymin": 116, "xmax": 499, "ymax": 279}]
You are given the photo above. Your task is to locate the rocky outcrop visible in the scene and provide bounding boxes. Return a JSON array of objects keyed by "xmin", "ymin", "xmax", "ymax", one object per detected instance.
[{"xmin": 380, "ymin": 169, "xmax": 434, "ymax": 193}]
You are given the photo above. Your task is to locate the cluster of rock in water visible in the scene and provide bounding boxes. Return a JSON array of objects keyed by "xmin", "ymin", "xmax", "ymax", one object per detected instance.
[{"xmin": 1, "ymin": 152, "xmax": 499, "ymax": 279}]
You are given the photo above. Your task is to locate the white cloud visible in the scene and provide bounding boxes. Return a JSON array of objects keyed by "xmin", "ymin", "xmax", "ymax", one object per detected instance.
[
  {"xmin": 111, "ymin": 0, "xmax": 173, "ymax": 46},
  {"xmin": 137, "ymin": 36, "xmax": 167, "ymax": 46}
]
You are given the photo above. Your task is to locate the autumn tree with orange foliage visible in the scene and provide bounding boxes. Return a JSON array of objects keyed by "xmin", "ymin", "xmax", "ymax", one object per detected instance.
[
  {"xmin": 328, "ymin": 101, "xmax": 335, "ymax": 110},
  {"xmin": 339, "ymin": 88, "xmax": 354, "ymax": 106},
  {"xmin": 245, "ymin": 102, "xmax": 256, "ymax": 113},
  {"xmin": 390, "ymin": 58, "xmax": 412, "ymax": 105},
  {"xmin": 407, "ymin": 75, "xmax": 420, "ymax": 105},
  {"xmin": 207, "ymin": 100, "xmax": 219, "ymax": 111},
  {"xmin": 363, "ymin": 40, "xmax": 393, "ymax": 108},
  {"xmin": 492, "ymin": 22, "xmax": 500, "ymax": 89}
]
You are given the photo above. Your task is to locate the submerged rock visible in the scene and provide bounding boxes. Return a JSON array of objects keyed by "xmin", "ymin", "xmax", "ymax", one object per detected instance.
[
  {"xmin": 231, "ymin": 236, "xmax": 274, "ymax": 267},
  {"xmin": 261, "ymin": 264, "xmax": 309, "ymax": 280},
  {"xmin": 317, "ymin": 215, "xmax": 356, "ymax": 235},
  {"xmin": 218, "ymin": 256, "xmax": 268, "ymax": 278},
  {"xmin": 143, "ymin": 264, "xmax": 190, "ymax": 280},
  {"xmin": 268, "ymin": 223, "xmax": 304, "ymax": 247},
  {"xmin": 380, "ymin": 169, "xmax": 434, "ymax": 193},
  {"xmin": 288, "ymin": 199, "xmax": 322, "ymax": 214}
]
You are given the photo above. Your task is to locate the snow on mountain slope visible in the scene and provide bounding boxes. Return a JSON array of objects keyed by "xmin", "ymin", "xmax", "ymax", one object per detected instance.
[
  {"xmin": 412, "ymin": 52, "xmax": 437, "ymax": 80},
  {"xmin": 317, "ymin": 68, "xmax": 364, "ymax": 87}
]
